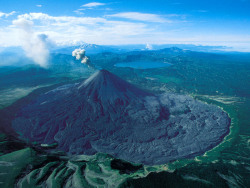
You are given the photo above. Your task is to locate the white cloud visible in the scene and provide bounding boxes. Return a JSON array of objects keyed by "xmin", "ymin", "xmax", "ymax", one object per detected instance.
[
  {"xmin": 0, "ymin": 12, "xmax": 249, "ymax": 52},
  {"xmin": 36, "ymin": 5, "xmax": 42, "ymax": 8},
  {"xmin": 76, "ymin": 2, "xmax": 106, "ymax": 13},
  {"xmin": 0, "ymin": 11, "xmax": 16, "ymax": 18},
  {"xmin": 2, "ymin": 13, "xmax": 151, "ymax": 46},
  {"xmin": 12, "ymin": 17, "xmax": 49, "ymax": 67},
  {"xmin": 81, "ymin": 2, "xmax": 105, "ymax": 8},
  {"xmin": 18, "ymin": 13, "xmax": 106, "ymax": 25},
  {"xmin": 74, "ymin": 9, "xmax": 85, "ymax": 15},
  {"xmin": 107, "ymin": 12, "xmax": 171, "ymax": 23}
]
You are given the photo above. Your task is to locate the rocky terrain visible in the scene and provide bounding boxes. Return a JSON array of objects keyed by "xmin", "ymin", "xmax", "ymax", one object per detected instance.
[
  {"xmin": 12, "ymin": 69, "xmax": 230, "ymax": 165},
  {"xmin": 0, "ymin": 134, "xmax": 144, "ymax": 188}
]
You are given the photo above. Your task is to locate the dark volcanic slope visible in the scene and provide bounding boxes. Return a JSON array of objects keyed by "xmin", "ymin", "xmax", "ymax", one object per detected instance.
[{"xmin": 12, "ymin": 70, "xmax": 230, "ymax": 165}]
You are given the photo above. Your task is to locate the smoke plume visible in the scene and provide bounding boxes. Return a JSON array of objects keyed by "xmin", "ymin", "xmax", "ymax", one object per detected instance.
[
  {"xmin": 12, "ymin": 18, "xmax": 49, "ymax": 67},
  {"xmin": 145, "ymin": 43, "xmax": 153, "ymax": 50},
  {"xmin": 72, "ymin": 48, "xmax": 94, "ymax": 68}
]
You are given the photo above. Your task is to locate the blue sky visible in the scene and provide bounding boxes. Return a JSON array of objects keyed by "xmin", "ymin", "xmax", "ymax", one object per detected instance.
[{"xmin": 0, "ymin": 0, "xmax": 250, "ymax": 51}]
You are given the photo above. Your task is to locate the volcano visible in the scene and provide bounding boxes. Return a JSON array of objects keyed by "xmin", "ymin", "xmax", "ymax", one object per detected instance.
[{"xmin": 12, "ymin": 69, "xmax": 230, "ymax": 165}]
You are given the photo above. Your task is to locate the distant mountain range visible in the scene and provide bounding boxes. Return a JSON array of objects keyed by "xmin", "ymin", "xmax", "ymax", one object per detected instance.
[
  {"xmin": 53, "ymin": 43, "xmax": 232, "ymax": 55},
  {"xmin": 0, "ymin": 43, "xmax": 236, "ymax": 58}
]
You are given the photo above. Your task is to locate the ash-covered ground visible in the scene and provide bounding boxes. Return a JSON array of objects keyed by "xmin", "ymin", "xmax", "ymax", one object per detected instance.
[{"xmin": 12, "ymin": 70, "xmax": 230, "ymax": 165}]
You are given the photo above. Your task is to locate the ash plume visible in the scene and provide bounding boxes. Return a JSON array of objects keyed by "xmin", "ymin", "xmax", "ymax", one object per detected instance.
[{"xmin": 72, "ymin": 48, "xmax": 94, "ymax": 68}]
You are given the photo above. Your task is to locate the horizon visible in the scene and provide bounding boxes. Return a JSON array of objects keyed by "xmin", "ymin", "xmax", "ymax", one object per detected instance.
[{"xmin": 0, "ymin": 0, "xmax": 250, "ymax": 52}]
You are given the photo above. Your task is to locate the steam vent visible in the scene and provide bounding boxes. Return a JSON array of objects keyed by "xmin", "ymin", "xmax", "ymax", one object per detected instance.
[{"xmin": 12, "ymin": 69, "xmax": 230, "ymax": 165}]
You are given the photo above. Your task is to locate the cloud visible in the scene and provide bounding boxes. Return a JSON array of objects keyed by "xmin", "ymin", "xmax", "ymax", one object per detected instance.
[
  {"xmin": 74, "ymin": 9, "xmax": 85, "ymax": 15},
  {"xmin": 36, "ymin": 5, "xmax": 42, "ymax": 8},
  {"xmin": 18, "ymin": 12, "xmax": 106, "ymax": 25},
  {"xmin": 0, "ymin": 11, "xmax": 16, "ymax": 18},
  {"xmin": 75, "ymin": 2, "xmax": 106, "ymax": 14},
  {"xmin": 12, "ymin": 17, "xmax": 49, "ymax": 67},
  {"xmin": 81, "ymin": 2, "xmax": 106, "ymax": 8},
  {"xmin": 1, "ymin": 12, "xmax": 249, "ymax": 52},
  {"xmin": 8, "ymin": 13, "xmax": 153, "ymax": 46},
  {"xmin": 107, "ymin": 12, "xmax": 171, "ymax": 23}
]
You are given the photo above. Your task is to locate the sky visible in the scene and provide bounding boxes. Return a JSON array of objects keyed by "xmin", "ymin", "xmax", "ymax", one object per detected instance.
[{"xmin": 0, "ymin": 0, "xmax": 250, "ymax": 51}]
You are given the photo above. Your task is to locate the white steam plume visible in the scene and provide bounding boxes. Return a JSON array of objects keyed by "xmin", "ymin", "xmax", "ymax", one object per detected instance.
[
  {"xmin": 72, "ymin": 48, "xmax": 94, "ymax": 68},
  {"xmin": 12, "ymin": 18, "xmax": 49, "ymax": 67},
  {"xmin": 145, "ymin": 43, "xmax": 153, "ymax": 50}
]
